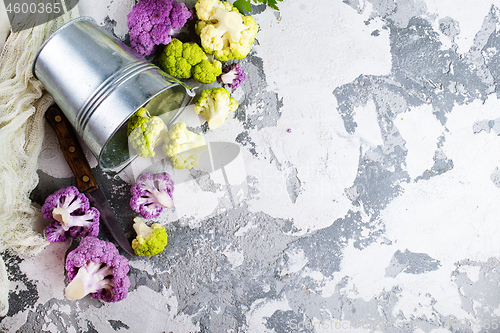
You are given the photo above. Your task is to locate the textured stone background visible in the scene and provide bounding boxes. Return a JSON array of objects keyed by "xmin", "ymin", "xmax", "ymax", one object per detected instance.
[{"xmin": 3, "ymin": 0, "xmax": 500, "ymax": 332}]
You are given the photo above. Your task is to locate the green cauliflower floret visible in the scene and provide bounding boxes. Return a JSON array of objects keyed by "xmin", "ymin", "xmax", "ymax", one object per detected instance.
[
  {"xmin": 163, "ymin": 122, "xmax": 207, "ymax": 169},
  {"xmin": 159, "ymin": 38, "xmax": 207, "ymax": 79},
  {"xmin": 158, "ymin": 38, "xmax": 222, "ymax": 84},
  {"xmin": 195, "ymin": 0, "xmax": 259, "ymax": 61},
  {"xmin": 127, "ymin": 107, "xmax": 166, "ymax": 158},
  {"xmin": 131, "ymin": 217, "xmax": 168, "ymax": 257},
  {"xmin": 192, "ymin": 58, "xmax": 222, "ymax": 84},
  {"xmin": 194, "ymin": 87, "xmax": 238, "ymax": 129},
  {"xmin": 127, "ymin": 107, "xmax": 149, "ymax": 136}
]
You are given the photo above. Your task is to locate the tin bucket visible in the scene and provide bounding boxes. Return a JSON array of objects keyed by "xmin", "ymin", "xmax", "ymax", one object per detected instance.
[{"xmin": 32, "ymin": 17, "xmax": 195, "ymax": 177}]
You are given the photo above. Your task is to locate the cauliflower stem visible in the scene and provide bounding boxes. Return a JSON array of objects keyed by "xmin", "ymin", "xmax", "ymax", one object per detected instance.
[
  {"xmin": 65, "ymin": 262, "xmax": 114, "ymax": 301},
  {"xmin": 65, "ymin": 237, "xmax": 130, "ymax": 303}
]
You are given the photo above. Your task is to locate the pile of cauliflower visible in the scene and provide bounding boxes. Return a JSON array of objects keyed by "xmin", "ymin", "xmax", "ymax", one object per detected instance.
[
  {"xmin": 127, "ymin": 0, "xmax": 255, "ymax": 87},
  {"xmin": 36, "ymin": 0, "xmax": 266, "ymax": 307},
  {"xmin": 128, "ymin": 0, "xmax": 258, "ymax": 62},
  {"xmin": 40, "ymin": 170, "xmax": 176, "ymax": 303},
  {"xmin": 123, "ymin": 0, "xmax": 261, "ymax": 264},
  {"xmin": 126, "ymin": 0, "xmax": 257, "ymax": 170},
  {"xmin": 41, "ymin": 170, "xmax": 179, "ymax": 303}
]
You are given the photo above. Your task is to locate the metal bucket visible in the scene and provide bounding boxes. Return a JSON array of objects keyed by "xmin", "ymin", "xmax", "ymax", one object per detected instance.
[{"xmin": 32, "ymin": 17, "xmax": 195, "ymax": 177}]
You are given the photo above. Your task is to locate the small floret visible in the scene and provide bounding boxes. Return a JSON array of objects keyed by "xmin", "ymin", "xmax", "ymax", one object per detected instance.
[
  {"xmin": 127, "ymin": 0, "xmax": 194, "ymax": 56},
  {"xmin": 65, "ymin": 237, "xmax": 130, "ymax": 302},
  {"xmin": 194, "ymin": 0, "xmax": 259, "ymax": 61},
  {"xmin": 131, "ymin": 217, "xmax": 168, "ymax": 257},
  {"xmin": 130, "ymin": 172, "xmax": 175, "ymax": 219},
  {"xmin": 218, "ymin": 63, "xmax": 245, "ymax": 89},
  {"xmin": 194, "ymin": 87, "xmax": 238, "ymax": 129},
  {"xmin": 162, "ymin": 122, "xmax": 208, "ymax": 169},
  {"xmin": 158, "ymin": 39, "xmax": 222, "ymax": 84},
  {"xmin": 191, "ymin": 57, "xmax": 223, "ymax": 84},
  {"xmin": 128, "ymin": 107, "xmax": 167, "ymax": 158},
  {"xmin": 159, "ymin": 38, "xmax": 207, "ymax": 79},
  {"xmin": 127, "ymin": 107, "xmax": 149, "ymax": 136},
  {"xmin": 42, "ymin": 186, "xmax": 99, "ymax": 243}
]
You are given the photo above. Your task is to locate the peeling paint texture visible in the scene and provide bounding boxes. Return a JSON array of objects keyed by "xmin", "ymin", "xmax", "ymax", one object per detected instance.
[{"xmin": 3, "ymin": 0, "xmax": 500, "ymax": 332}]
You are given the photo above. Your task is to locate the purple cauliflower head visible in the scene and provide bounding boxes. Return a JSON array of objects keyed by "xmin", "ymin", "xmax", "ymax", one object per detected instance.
[
  {"xmin": 218, "ymin": 63, "xmax": 246, "ymax": 89},
  {"xmin": 65, "ymin": 236, "xmax": 131, "ymax": 303},
  {"xmin": 130, "ymin": 172, "xmax": 175, "ymax": 219},
  {"xmin": 42, "ymin": 186, "xmax": 100, "ymax": 243},
  {"xmin": 127, "ymin": 0, "xmax": 194, "ymax": 56}
]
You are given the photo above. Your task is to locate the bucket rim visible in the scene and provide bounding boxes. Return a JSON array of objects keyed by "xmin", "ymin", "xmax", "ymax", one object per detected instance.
[{"xmin": 32, "ymin": 16, "xmax": 96, "ymax": 80}]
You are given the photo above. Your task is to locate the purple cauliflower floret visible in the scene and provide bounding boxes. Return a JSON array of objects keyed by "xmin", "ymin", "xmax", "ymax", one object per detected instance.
[
  {"xmin": 130, "ymin": 172, "xmax": 175, "ymax": 219},
  {"xmin": 65, "ymin": 236, "xmax": 130, "ymax": 303},
  {"xmin": 127, "ymin": 0, "xmax": 194, "ymax": 56},
  {"xmin": 218, "ymin": 63, "xmax": 245, "ymax": 89},
  {"xmin": 41, "ymin": 186, "xmax": 100, "ymax": 243}
]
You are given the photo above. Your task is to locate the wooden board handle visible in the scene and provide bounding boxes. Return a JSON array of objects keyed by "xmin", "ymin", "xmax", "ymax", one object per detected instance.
[{"xmin": 45, "ymin": 105, "xmax": 99, "ymax": 193}]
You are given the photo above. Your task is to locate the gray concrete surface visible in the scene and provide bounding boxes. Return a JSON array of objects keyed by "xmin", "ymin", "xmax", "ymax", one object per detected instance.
[{"xmin": 2, "ymin": 0, "xmax": 500, "ymax": 332}]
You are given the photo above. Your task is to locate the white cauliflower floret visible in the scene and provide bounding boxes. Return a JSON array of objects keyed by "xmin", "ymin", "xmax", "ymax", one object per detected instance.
[
  {"xmin": 194, "ymin": 87, "xmax": 239, "ymax": 129},
  {"xmin": 194, "ymin": 0, "xmax": 259, "ymax": 61}
]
